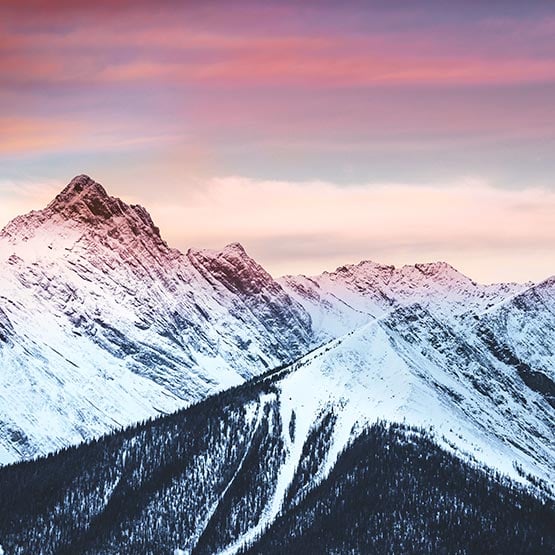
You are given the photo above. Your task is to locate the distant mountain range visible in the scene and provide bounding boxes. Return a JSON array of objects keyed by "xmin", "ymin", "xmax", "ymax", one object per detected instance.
[{"xmin": 0, "ymin": 175, "xmax": 553, "ymax": 553}]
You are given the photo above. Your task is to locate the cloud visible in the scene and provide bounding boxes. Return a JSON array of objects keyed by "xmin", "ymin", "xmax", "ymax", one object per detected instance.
[
  {"xmin": 0, "ymin": 116, "xmax": 187, "ymax": 156},
  {"xmin": 3, "ymin": 27, "xmax": 555, "ymax": 89},
  {"xmin": 1, "ymin": 1, "xmax": 554, "ymax": 179},
  {"xmin": 0, "ymin": 118, "xmax": 86, "ymax": 154},
  {"xmin": 145, "ymin": 176, "xmax": 555, "ymax": 283},
  {"xmin": 2, "ymin": 2, "xmax": 555, "ymax": 90}
]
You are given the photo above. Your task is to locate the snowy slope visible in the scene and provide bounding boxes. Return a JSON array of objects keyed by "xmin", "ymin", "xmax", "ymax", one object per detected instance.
[
  {"xmin": 217, "ymin": 309, "xmax": 554, "ymax": 552},
  {"xmin": 280, "ymin": 260, "xmax": 528, "ymax": 340},
  {"xmin": 1, "ymin": 376, "xmax": 552, "ymax": 555},
  {"xmin": 276, "ymin": 310, "xmax": 553, "ymax": 496},
  {"xmin": 0, "ymin": 175, "xmax": 312, "ymax": 464},
  {"xmin": 477, "ymin": 277, "xmax": 555, "ymax": 380}
]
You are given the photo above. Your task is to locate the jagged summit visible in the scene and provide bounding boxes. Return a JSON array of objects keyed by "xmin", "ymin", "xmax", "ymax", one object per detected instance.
[
  {"xmin": 312, "ymin": 258, "xmax": 472, "ymax": 292},
  {"xmin": 1, "ymin": 175, "xmax": 163, "ymax": 244},
  {"xmin": 48, "ymin": 175, "xmax": 114, "ymax": 218},
  {"xmin": 187, "ymin": 241, "xmax": 282, "ymax": 296},
  {"xmin": 223, "ymin": 241, "xmax": 248, "ymax": 254},
  {"xmin": 50, "ymin": 174, "xmax": 108, "ymax": 204},
  {"xmin": 332, "ymin": 259, "xmax": 395, "ymax": 276},
  {"xmin": 398, "ymin": 260, "xmax": 475, "ymax": 286},
  {"xmin": 188, "ymin": 242, "xmax": 249, "ymax": 258},
  {"xmin": 413, "ymin": 261, "xmax": 458, "ymax": 274},
  {"xmin": 536, "ymin": 274, "xmax": 555, "ymax": 290},
  {"xmin": 47, "ymin": 174, "xmax": 146, "ymax": 228}
]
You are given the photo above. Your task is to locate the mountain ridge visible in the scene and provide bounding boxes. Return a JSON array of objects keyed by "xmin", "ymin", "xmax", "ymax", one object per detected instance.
[
  {"xmin": 0, "ymin": 175, "xmax": 553, "ymax": 488},
  {"xmin": 0, "ymin": 174, "xmax": 553, "ymax": 553},
  {"xmin": 0, "ymin": 176, "xmax": 313, "ymax": 464}
]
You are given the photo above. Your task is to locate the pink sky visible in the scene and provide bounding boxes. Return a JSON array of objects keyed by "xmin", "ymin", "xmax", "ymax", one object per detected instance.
[
  {"xmin": 1, "ymin": 174, "xmax": 553, "ymax": 284},
  {"xmin": 0, "ymin": 1, "xmax": 554, "ymax": 282}
]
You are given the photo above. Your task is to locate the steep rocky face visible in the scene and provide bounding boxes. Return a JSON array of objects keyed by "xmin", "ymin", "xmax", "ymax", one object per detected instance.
[
  {"xmin": 0, "ymin": 309, "xmax": 14, "ymax": 346},
  {"xmin": 0, "ymin": 176, "xmax": 313, "ymax": 464},
  {"xmin": 477, "ymin": 278, "xmax": 555, "ymax": 376},
  {"xmin": 475, "ymin": 278, "xmax": 555, "ymax": 408},
  {"xmin": 3, "ymin": 175, "xmax": 161, "ymax": 238},
  {"xmin": 375, "ymin": 303, "xmax": 554, "ymax": 482},
  {"xmin": 46, "ymin": 175, "xmax": 162, "ymax": 236},
  {"xmin": 187, "ymin": 243, "xmax": 312, "ymax": 361},
  {"xmin": 0, "ymin": 175, "xmax": 177, "ymax": 285}
]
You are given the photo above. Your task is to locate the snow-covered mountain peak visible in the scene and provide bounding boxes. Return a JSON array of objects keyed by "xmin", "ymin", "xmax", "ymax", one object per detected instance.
[
  {"xmin": 53, "ymin": 177, "xmax": 118, "ymax": 226},
  {"xmin": 316, "ymin": 259, "xmax": 470, "ymax": 305},
  {"xmin": 333, "ymin": 259, "xmax": 395, "ymax": 276},
  {"xmin": 190, "ymin": 241, "xmax": 249, "ymax": 259},
  {"xmin": 223, "ymin": 241, "xmax": 248, "ymax": 255},
  {"xmin": 1, "ymin": 175, "xmax": 163, "ymax": 244},
  {"xmin": 279, "ymin": 257, "xmax": 531, "ymax": 343},
  {"xmin": 535, "ymin": 274, "xmax": 555, "ymax": 292},
  {"xmin": 412, "ymin": 260, "xmax": 470, "ymax": 280},
  {"xmin": 321, "ymin": 260, "xmax": 394, "ymax": 287},
  {"xmin": 49, "ymin": 175, "xmax": 164, "ymax": 242},
  {"xmin": 387, "ymin": 261, "xmax": 475, "ymax": 295},
  {"xmin": 0, "ymin": 175, "xmax": 172, "ymax": 272},
  {"xmin": 0, "ymin": 177, "xmax": 317, "ymax": 464},
  {"xmin": 321, "ymin": 259, "xmax": 471, "ymax": 291}
]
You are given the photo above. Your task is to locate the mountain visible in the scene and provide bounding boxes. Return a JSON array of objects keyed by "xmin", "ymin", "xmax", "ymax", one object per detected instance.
[
  {"xmin": 0, "ymin": 175, "xmax": 553, "ymax": 489},
  {"xmin": 0, "ymin": 174, "xmax": 554, "ymax": 552},
  {"xmin": 276, "ymin": 264, "xmax": 555, "ymax": 489},
  {"xmin": 279, "ymin": 260, "xmax": 528, "ymax": 340},
  {"xmin": 0, "ymin": 175, "xmax": 312, "ymax": 464},
  {"xmin": 0, "ymin": 355, "xmax": 552, "ymax": 554},
  {"xmin": 475, "ymin": 277, "xmax": 555, "ymax": 408}
]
